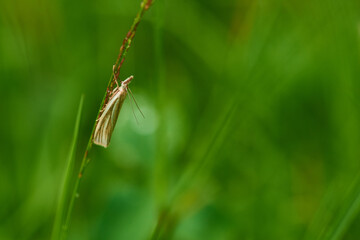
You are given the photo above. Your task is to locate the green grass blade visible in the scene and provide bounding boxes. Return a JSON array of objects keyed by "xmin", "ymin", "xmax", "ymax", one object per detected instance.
[
  {"xmin": 326, "ymin": 175, "xmax": 360, "ymax": 240},
  {"xmin": 51, "ymin": 95, "xmax": 84, "ymax": 240},
  {"xmin": 150, "ymin": 99, "xmax": 238, "ymax": 240}
]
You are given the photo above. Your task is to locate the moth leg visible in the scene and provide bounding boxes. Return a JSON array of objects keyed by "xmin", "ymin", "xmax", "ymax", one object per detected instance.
[{"xmin": 112, "ymin": 65, "xmax": 120, "ymax": 87}]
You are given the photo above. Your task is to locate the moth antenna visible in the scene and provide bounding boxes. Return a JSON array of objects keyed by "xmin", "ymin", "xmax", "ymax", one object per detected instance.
[
  {"xmin": 128, "ymin": 87, "xmax": 145, "ymax": 119},
  {"xmin": 127, "ymin": 93, "xmax": 139, "ymax": 125}
]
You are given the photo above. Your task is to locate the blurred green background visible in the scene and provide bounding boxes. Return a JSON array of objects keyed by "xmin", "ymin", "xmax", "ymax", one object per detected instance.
[{"xmin": 1, "ymin": 0, "xmax": 360, "ymax": 239}]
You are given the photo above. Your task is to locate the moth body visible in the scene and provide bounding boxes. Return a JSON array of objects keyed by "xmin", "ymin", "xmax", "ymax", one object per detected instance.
[{"xmin": 93, "ymin": 76, "xmax": 133, "ymax": 148}]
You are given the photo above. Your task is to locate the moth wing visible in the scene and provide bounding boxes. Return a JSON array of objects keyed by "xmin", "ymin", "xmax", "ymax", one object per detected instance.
[{"xmin": 93, "ymin": 89, "xmax": 127, "ymax": 148}]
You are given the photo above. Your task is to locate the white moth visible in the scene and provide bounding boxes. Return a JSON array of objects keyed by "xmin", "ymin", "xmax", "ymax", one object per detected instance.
[{"xmin": 93, "ymin": 75, "xmax": 134, "ymax": 148}]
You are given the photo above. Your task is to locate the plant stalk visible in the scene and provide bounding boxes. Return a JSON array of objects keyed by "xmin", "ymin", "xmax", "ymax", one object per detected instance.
[{"xmin": 58, "ymin": 1, "xmax": 153, "ymax": 239}]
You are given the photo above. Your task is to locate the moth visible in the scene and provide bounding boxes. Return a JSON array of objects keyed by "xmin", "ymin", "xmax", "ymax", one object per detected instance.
[{"xmin": 93, "ymin": 67, "xmax": 143, "ymax": 148}]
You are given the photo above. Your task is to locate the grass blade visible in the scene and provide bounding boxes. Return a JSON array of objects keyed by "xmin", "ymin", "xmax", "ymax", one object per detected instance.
[
  {"xmin": 51, "ymin": 95, "xmax": 84, "ymax": 240},
  {"xmin": 326, "ymin": 175, "xmax": 360, "ymax": 240}
]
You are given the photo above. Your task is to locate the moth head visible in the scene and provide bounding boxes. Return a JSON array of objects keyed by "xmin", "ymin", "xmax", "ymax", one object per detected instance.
[{"xmin": 121, "ymin": 75, "xmax": 134, "ymax": 88}]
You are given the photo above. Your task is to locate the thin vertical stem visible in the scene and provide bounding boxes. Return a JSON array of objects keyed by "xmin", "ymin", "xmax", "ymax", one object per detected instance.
[{"xmin": 57, "ymin": 1, "xmax": 153, "ymax": 239}]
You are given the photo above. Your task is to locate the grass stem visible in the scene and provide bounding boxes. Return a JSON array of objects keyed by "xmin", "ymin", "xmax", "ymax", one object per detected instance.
[{"xmin": 54, "ymin": 1, "xmax": 153, "ymax": 239}]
